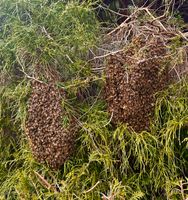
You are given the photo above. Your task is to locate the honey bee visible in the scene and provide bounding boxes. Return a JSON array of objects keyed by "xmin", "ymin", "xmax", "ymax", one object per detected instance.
[{"xmin": 26, "ymin": 81, "xmax": 76, "ymax": 169}]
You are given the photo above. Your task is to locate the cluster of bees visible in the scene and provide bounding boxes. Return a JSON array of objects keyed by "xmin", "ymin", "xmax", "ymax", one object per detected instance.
[
  {"xmin": 105, "ymin": 35, "xmax": 171, "ymax": 132},
  {"xmin": 26, "ymin": 81, "xmax": 76, "ymax": 169},
  {"xmin": 24, "ymin": 31, "xmax": 186, "ymax": 167}
]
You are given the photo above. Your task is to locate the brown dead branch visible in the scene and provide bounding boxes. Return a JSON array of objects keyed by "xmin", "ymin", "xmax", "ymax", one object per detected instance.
[{"xmin": 33, "ymin": 171, "xmax": 58, "ymax": 193}]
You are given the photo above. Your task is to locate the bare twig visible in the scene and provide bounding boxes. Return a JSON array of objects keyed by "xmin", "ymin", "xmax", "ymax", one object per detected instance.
[
  {"xmin": 180, "ymin": 180, "xmax": 185, "ymax": 200},
  {"xmin": 103, "ymin": 112, "xmax": 113, "ymax": 127},
  {"xmin": 33, "ymin": 171, "xmax": 58, "ymax": 193},
  {"xmin": 41, "ymin": 26, "xmax": 54, "ymax": 40},
  {"xmin": 66, "ymin": 54, "xmax": 74, "ymax": 63},
  {"xmin": 20, "ymin": 69, "xmax": 44, "ymax": 84},
  {"xmin": 89, "ymin": 49, "xmax": 125, "ymax": 62},
  {"xmin": 144, "ymin": 8, "xmax": 167, "ymax": 31},
  {"xmin": 98, "ymin": 4, "xmax": 128, "ymax": 17},
  {"xmin": 84, "ymin": 181, "xmax": 100, "ymax": 193},
  {"xmin": 107, "ymin": 8, "xmax": 139, "ymax": 36}
]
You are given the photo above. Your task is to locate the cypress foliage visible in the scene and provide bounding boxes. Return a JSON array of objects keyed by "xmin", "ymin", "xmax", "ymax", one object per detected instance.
[{"xmin": 0, "ymin": 1, "xmax": 188, "ymax": 199}]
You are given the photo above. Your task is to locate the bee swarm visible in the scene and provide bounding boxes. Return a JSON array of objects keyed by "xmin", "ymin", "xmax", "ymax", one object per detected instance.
[
  {"xmin": 26, "ymin": 81, "xmax": 76, "ymax": 169},
  {"xmin": 105, "ymin": 35, "xmax": 171, "ymax": 132}
]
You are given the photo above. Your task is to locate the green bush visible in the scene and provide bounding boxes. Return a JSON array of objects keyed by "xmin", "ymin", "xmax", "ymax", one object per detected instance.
[
  {"xmin": 0, "ymin": 0, "xmax": 99, "ymax": 81},
  {"xmin": 0, "ymin": 1, "xmax": 188, "ymax": 199}
]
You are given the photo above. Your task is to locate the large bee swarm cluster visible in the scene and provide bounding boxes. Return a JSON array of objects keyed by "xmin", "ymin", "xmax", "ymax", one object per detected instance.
[
  {"xmin": 26, "ymin": 81, "xmax": 76, "ymax": 169},
  {"xmin": 105, "ymin": 35, "xmax": 171, "ymax": 132}
]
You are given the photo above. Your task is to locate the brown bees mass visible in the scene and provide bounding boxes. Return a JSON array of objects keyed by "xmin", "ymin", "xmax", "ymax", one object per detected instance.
[
  {"xmin": 26, "ymin": 81, "xmax": 76, "ymax": 169},
  {"xmin": 105, "ymin": 35, "xmax": 171, "ymax": 132}
]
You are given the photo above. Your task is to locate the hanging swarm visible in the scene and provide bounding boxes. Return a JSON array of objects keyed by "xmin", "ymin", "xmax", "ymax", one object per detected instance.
[
  {"xmin": 105, "ymin": 35, "xmax": 171, "ymax": 132},
  {"xmin": 26, "ymin": 81, "xmax": 76, "ymax": 169}
]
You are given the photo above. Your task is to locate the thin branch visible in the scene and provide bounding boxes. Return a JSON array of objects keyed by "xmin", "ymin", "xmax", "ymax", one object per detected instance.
[
  {"xmin": 66, "ymin": 54, "xmax": 74, "ymax": 63},
  {"xmin": 41, "ymin": 26, "xmax": 54, "ymax": 40},
  {"xmin": 180, "ymin": 180, "xmax": 185, "ymax": 200},
  {"xmin": 89, "ymin": 49, "xmax": 125, "ymax": 61},
  {"xmin": 144, "ymin": 8, "xmax": 167, "ymax": 31},
  {"xmin": 98, "ymin": 4, "xmax": 128, "ymax": 17},
  {"xmin": 84, "ymin": 181, "xmax": 100, "ymax": 193},
  {"xmin": 33, "ymin": 171, "xmax": 58, "ymax": 193},
  {"xmin": 20, "ymin": 69, "xmax": 44, "ymax": 84},
  {"xmin": 103, "ymin": 112, "xmax": 113, "ymax": 127}
]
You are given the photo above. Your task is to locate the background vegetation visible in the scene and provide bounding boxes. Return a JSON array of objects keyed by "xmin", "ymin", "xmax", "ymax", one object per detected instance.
[{"xmin": 0, "ymin": 0, "xmax": 188, "ymax": 199}]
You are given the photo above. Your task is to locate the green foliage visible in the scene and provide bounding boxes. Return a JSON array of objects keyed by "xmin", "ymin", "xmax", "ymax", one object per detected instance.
[
  {"xmin": 1, "ymin": 81, "xmax": 188, "ymax": 199},
  {"xmin": 0, "ymin": 0, "xmax": 188, "ymax": 199},
  {"xmin": 0, "ymin": 0, "xmax": 99, "ymax": 81}
]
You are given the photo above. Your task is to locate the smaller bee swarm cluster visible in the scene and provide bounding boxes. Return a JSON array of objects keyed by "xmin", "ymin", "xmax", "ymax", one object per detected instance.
[
  {"xmin": 26, "ymin": 81, "xmax": 75, "ymax": 169},
  {"xmin": 105, "ymin": 35, "xmax": 171, "ymax": 132}
]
